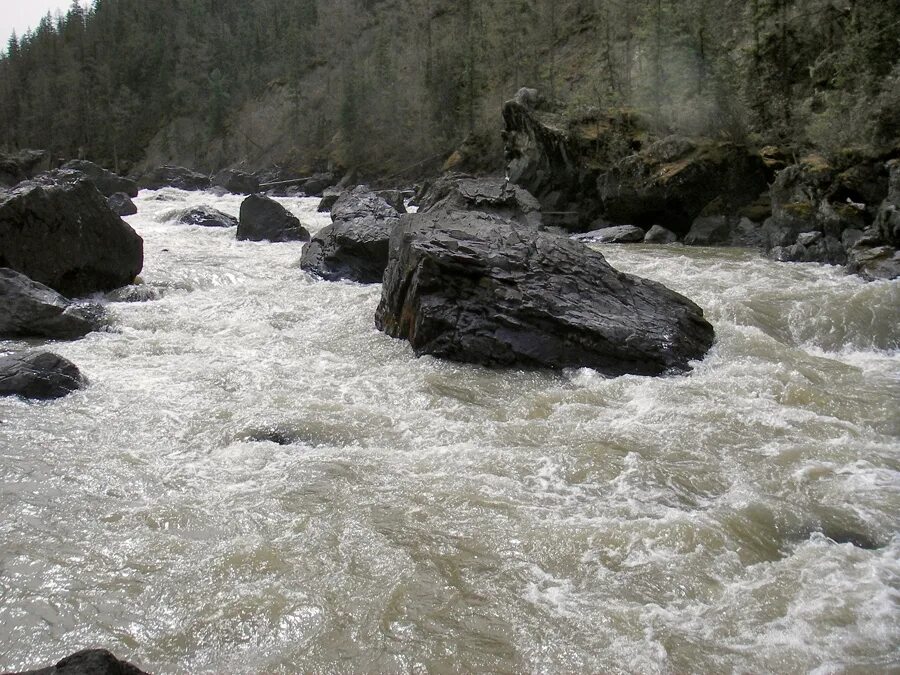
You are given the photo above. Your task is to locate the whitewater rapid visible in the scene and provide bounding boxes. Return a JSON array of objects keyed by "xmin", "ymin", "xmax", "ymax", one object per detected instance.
[{"xmin": 1, "ymin": 189, "xmax": 898, "ymax": 673}]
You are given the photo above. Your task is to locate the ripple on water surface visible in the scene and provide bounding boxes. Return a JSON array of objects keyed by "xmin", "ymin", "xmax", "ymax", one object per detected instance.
[{"xmin": 1, "ymin": 191, "xmax": 898, "ymax": 673}]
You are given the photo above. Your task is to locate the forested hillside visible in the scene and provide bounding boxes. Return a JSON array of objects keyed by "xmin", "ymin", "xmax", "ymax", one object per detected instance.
[{"xmin": 1, "ymin": 0, "xmax": 898, "ymax": 178}]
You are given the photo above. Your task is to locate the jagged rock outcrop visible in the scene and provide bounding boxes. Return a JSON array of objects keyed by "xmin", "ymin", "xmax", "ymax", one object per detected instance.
[
  {"xmin": 176, "ymin": 205, "xmax": 238, "ymax": 228},
  {"xmin": 418, "ymin": 174, "xmax": 542, "ymax": 228},
  {"xmin": 3, "ymin": 648, "xmax": 149, "ymax": 674},
  {"xmin": 237, "ymin": 194, "xmax": 309, "ymax": 242},
  {"xmin": 375, "ymin": 210, "xmax": 715, "ymax": 375},
  {"xmin": 108, "ymin": 192, "xmax": 138, "ymax": 216},
  {"xmin": 300, "ymin": 187, "xmax": 400, "ymax": 282},
  {"xmin": 0, "ymin": 351, "xmax": 86, "ymax": 400},
  {"xmin": 0, "ymin": 149, "xmax": 51, "ymax": 187},
  {"xmin": 0, "ymin": 268, "xmax": 105, "ymax": 339},
  {"xmin": 212, "ymin": 169, "xmax": 260, "ymax": 195},
  {"xmin": 61, "ymin": 160, "xmax": 138, "ymax": 197},
  {"xmin": 138, "ymin": 165, "xmax": 211, "ymax": 191},
  {"xmin": 502, "ymin": 89, "xmax": 616, "ymax": 229},
  {"xmin": 0, "ymin": 175, "xmax": 143, "ymax": 297}
]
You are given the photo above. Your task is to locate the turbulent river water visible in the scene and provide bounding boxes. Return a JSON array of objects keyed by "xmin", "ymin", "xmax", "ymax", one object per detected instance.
[{"xmin": 1, "ymin": 189, "xmax": 898, "ymax": 673}]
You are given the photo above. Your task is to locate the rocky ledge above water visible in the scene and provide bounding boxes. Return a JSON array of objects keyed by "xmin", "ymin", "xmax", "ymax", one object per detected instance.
[
  {"xmin": 375, "ymin": 211, "xmax": 715, "ymax": 375},
  {"xmin": 2, "ymin": 648, "xmax": 149, "ymax": 675}
]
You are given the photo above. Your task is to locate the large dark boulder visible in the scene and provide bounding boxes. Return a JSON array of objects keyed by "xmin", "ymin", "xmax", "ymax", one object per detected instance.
[
  {"xmin": 0, "ymin": 268, "xmax": 104, "ymax": 339},
  {"xmin": 644, "ymin": 225, "xmax": 678, "ymax": 244},
  {"xmin": 107, "ymin": 192, "xmax": 137, "ymax": 217},
  {"xmin": 317, "ymin": 187, "xmax": 343, "ymax": 212},
  {"xmin": 138, "ymin": 165, "xmax": 210, "ymax": 191},
  {"xmin": 300, "ymin": 187, "xmax": 400, "ymax": 283},
  {"xmin": 0, "ymin": 149, "xmax": 51, "ymax": 187},
  {"xmin": 598, "ymin": 138, "xmax": 770, "ymax": 235},
  {"xmin": 61, "ymin": 160, "xmax": 138, "ymax": 197},
  {"xmin": 237, "ymin": 194, "xmax": 309, "ymax": 242},
  {"xmin": 212, "ymin": 169, "xmax": 260, "ymax": 195},
  {"xmin": 418, "ymin": 175, "xmax": 542, "ymax": 228},
  {"xmin": 4, "ymin": 648, "xmax": 149, "ymax": 675},
  {"xmin": 0, "ymin": 351, "xmax": 86, "ymax": 400},
  {"xmin": 375, "ymin": 211, "xmax": 715, "ymax": 375},
  {"xmin": 176, "ymin": 205, "xmax": 238, "ymax": 228},
  {"xmin": 0, "ymin": 175, "xmax": 143, "ymax": 297}
]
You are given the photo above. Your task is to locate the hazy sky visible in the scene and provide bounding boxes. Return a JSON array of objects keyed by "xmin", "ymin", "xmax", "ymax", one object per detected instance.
[{"xmin": 0, "ymin": 0, "xmax": 89, "ymax": 46}]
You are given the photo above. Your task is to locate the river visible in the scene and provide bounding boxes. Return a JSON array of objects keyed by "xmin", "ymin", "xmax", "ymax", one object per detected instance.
[{"xmin": 1, "ymin": 188, "xmax": 898, "ymax": 673}]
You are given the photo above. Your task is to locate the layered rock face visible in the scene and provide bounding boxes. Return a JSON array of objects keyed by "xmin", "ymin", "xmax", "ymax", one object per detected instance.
[
  {"xmin": 300, "ymin": 187, "xmax": 400, "ymax": 283},
  {"xmin": 0, "ymin": 175, "xmax": 143, "ymax": 297},
  {"xmin": 375, "ymin": 211, "xmax": 715, "ymax": 375},
  {"xmin": 417, "ymin": 174, "xmax": 542, "ymax": 228}
]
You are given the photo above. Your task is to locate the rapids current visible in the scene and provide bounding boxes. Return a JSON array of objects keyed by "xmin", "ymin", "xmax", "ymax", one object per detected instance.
[{"xmin": 1, "ymin": 189, "xmax": 898, "ymax": 673}]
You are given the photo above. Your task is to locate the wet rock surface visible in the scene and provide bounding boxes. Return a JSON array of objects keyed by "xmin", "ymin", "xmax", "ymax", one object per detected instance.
[
  {"xmin": 0, "ymin": 351, "xmax": 86, "ymax": 400},
  {"xmin": 0, "ymin": 268, "xmax": 104, "ymax": 339},
  {"xmin": 300, "ymin": 187, "xmax": 400, "ymax": 283},
  {"xmin": 376, "ymin": 210, "xmax": 715, "ymax": 375},
  {"xmin": 237, "ymin": 194, "xmax": 309, "ymax": 242}
]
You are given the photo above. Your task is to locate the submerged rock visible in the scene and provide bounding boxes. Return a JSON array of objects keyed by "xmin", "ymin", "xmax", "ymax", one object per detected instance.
[
  {"xmin": 300, "ymin": 187, "xmax": 400, "ymax": 283},
  {"xmin": 138, "ymin": 165, "xmax": 211, "ymax": 191},
  {"xmin": 418, "ymin": 174, "xmax": 542, "ymax": 228},
  {"xmin": 0, "ymin": 268, "xmax": 104, "ymax": 339},
  {"xmin": 5, "ymin": 648, "xmax": 149, "ymax": 674},
  {"xmin": 0, "ymin": 351, "xmax": 86, "ymax": 400},
  {"xmin": 0, "ymin": 175, "xmax": 143, "ymax": 297},
  {"xmin": 237, "ymin": 194, "xmax": 309, "ymax": 242},
  {"xmin": 108, "ymin": 192, "xmax": 138, "ymax": 216},
  {"xmin": 177, "ymin": 205, "xmax": 238, "ymax": 228},
  {"xmin": 375, "ymin": 211, "xmax": 715, "ymax": 375},
  {"xmin": 61, "ymin": 159, "xmax": 138, "ymax": 197}
]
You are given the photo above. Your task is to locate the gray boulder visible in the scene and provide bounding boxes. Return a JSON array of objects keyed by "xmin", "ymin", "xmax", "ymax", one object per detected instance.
[
  {"xmin": 847, "ymin": 245, "xmax": 900, "ymax": 281},
  {"xmin": 0, "ymin": 175, "xmax": 143, "ymax": 297},
  {"xmin": 572, "ymin": 224, "xmax": 645, "ymax": 244},
  {"xmin": 0, "ymin": 351, "xmax": 86, "ymax": 400},
  {"xmin": 300, "ymin": 187, "xmax": 400, "ymax": 283},
  {"xmin": 0, "ymin": 268, "xmax": 104, "ymax": 339},
  {"xmin": 177, "ymin": 205, "xmax": 238, "ymax": 228},
  {"xmin": 212, "ymin": 169, "xmax": 260, "ymax": 195},
  {"xmin": 644, "ymin": 225, "xmax": 678, "ymax": 244},
  {"xmin": 418, "ymin": 175, "xmax": 542, "ymax": 228},
  {"xmin": 375, "ymin": 211, "xmax": 715, "ymax": 375},
  {"xmin": 108, "ymin": 192, "xmax": 137, "ymax": 216},
  {"xmin": 61, "ymin": 160, "xmax": 138, "ymax": 197},
  {"xmin": 317, "ymin": 186, "xmax": 343, "ymax": 212},
  {"xmin": 237, "ymin": 195, "xmax": 309, "ymax": 242},
  {"xmin": 138, "ymin": 165, "xmax": 210, "ymax": 191}
]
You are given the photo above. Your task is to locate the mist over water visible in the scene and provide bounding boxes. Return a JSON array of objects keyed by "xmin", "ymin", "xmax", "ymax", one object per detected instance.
[{"xmin": 1, "ymin": 189, "xmax": 898, "ymax": 673}]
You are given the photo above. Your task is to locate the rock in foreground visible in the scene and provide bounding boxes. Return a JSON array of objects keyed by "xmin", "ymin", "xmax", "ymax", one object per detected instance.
[
  {"xmin": 300, "ymin": 187, "xmax": 400, "ymax": 282},
  {"xmin": 237, "ymin": 195, "xmax": 309, "ymax": 242},
  {"xmin": 375, "ymin": 212, "xmax": 715, "ymax": 375},
  {"xmin": 4, "ymin": 648, "xmax": 149, "ymax": 675},
  {"xmin": 0, "ymin": 351, "xmax": 86, "ymax": 400},
  {"xmin": 0, "ymin": 268, "xmax": 104, "ymax": 339},
  {"xmin": 0, "ymin": 175, "xmax": 143, "ymax": 297}
]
